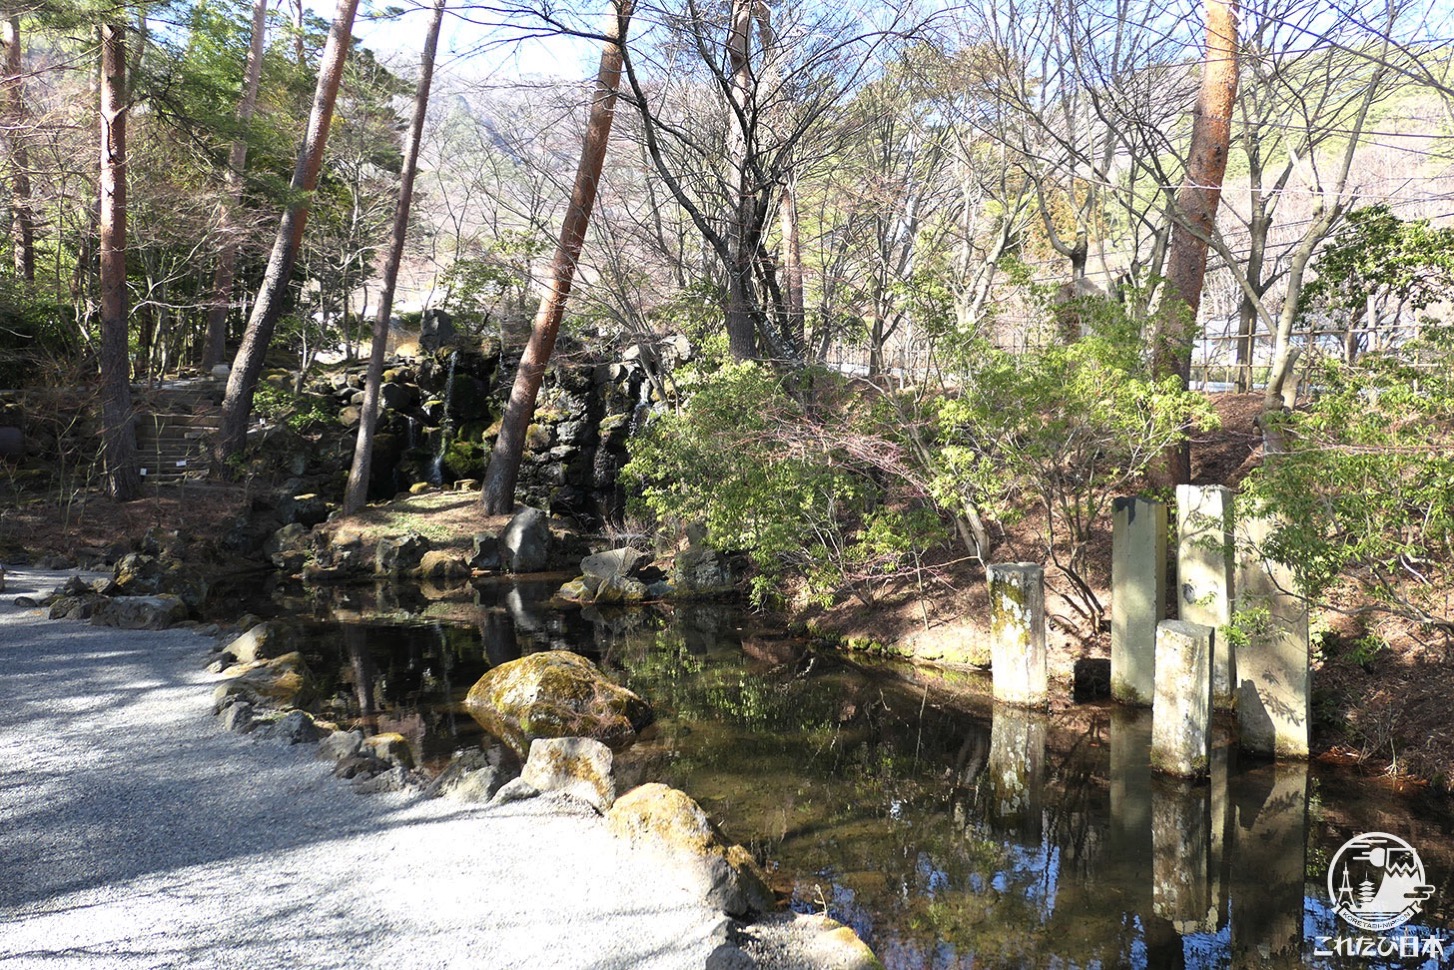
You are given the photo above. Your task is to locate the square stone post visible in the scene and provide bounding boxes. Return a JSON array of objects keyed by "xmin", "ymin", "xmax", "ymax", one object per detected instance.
[
  {"xmin": 986, "ymin": 563, "xmax": 1047, "ymax": 707},
  {"xmin": 1111, "ymin": 496, "xmax": 1168, "ymax": 705},
  {"xmin": 1177, "ymin": 484, "xmax": 1237, "ymax": 709},
  {"xmin": 1234, "ymin": 516, "xmax": 1311, "ymax": 758},
  {"xmin": 1151, "ymin": 619, "xmax": 1213, "ymax": 778}
]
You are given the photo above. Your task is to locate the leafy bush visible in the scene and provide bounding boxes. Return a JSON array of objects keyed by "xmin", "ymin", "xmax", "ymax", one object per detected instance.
[
  {"xmin": 896, "ymin": 311, "xmax": 1215, "ymax": 626},
  {"xmin": 623, "ymin": 362, "xmax": 929, "ymax": 606},
  {"xmin": 1241, "ymin": 335, "xmax": 1454, "ymax": 626}
]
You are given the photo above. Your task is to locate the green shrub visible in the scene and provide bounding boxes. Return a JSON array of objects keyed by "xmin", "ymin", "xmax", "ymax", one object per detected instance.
[{"xmin": 1241, "ymin": 333, "xmax": 1454, "ymax": 625}]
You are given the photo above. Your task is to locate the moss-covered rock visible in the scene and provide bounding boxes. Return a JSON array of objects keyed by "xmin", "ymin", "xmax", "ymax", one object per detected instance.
[
  {"xmin": 213, "ymin": 651, "xmax": 314, "ymax": 712},
  {"xmin": 463, "ymin": 650, "xmax": 653, "ymax": 756},
  {"xmin": 606, "ymin": 782, "xmax": 773, "ymax": 917},
  {"xmin": 519, "ymin": 736, "xmax": 616, "ymax": 811}
]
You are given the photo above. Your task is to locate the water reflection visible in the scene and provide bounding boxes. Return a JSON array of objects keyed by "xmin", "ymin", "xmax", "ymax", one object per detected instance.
[{"xmin": 273, "ymin": 580, "xmax": 1451, "ymax": 969}]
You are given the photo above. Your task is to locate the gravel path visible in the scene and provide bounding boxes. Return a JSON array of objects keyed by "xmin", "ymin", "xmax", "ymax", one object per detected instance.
[{"xmin": 0, "ymin": 568, "xmax": 731, "ymax": 969}]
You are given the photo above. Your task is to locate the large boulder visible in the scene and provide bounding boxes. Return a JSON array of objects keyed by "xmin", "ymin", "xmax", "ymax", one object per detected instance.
[
  {"xmin": 264, "ymin": 524, "xmax": 312, "ymax": 572},
  {"xmin": 90, "ymin": 594, "xmax": 187, "ymax": 630},
  {"xmin": 425, "ymin": 747, "xmax": 513, "ymax": 803},
  {"xmin": 419, "ymin": 550, "xmax": 470, "ymax": 583},
  {"xmin": 112, "ymin": 553, "xmax": 164, "ymax": 594},
  {"xmin": 498, "ymin": 507, "xmax": 550, "ymax": 573},
  {"xmin": 470, "ymin": 531, "xmax": 502, "ymax": 571},
  {"xmin": 213, "ymin": 652, "xmax": 313, "ymax": 712},
  {"xmin": 580, "ymin": 547, "xmax": 645, "ymax": 584},
  {"xmin": 222, "ymin": 622, "xmax": 292, "ymax": 665},
  {"xmin": 606, "ymin": 783, "xmax": 773, "ymax": 917},
  {"xmin": 673, "ymin": 543, "xmax": 737, "ymax": 597},
  {"xmin": 375, "ymin": 532, "xmax": 430, "ymax": 575},
  {"xmin": 520, "ymin": 737, "xmax": 616, "ymax": 812},
  {"xmin": 464, "ymin": 650, "xmax": 652, "ymax": 756}
]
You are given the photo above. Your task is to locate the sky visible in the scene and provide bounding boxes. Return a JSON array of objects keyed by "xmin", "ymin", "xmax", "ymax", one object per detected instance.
[{"xmin": 337, "ymin": 0, "xmax": 602, "ymax": 81}]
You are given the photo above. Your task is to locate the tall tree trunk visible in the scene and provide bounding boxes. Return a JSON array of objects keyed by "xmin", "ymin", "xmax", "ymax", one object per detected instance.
[
  {"xmin": 480, "ymin": 0, "xmax": 633, "ymax": 515},
  {"xmin": 778, "ymin": 165, "xmax": 804, "ymax": 352},
  {"xmin": 725, "ymin": 0, "xmax": 757, "ymax": 360},
  {"xmin": 202, "ymin": 0, "xmax": 269, "ymax": 370},
  {"xmin": 344, "ymin": 0, "xmax": 445, "ymax": 515},
  {"xmin": 1152, "ymin": 0, "xmax": 1239, "ymax": 485},
  {"xmin": 2, "ymin": 11, "xmax": 33, "ymax": 283},
  {"xmin": 216, "ymin": 0, "xmax": 361, "ymax": 461},
  {"xmin": 99, "ymin": 23, "xmax": 140, "ymax": 500}
]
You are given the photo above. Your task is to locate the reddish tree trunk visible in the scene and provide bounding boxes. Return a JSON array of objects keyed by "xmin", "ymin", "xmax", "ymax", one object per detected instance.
[
  {"xmin": 202, "ymin": 0, "xmax": 270, "ymax": 370},
  {"xmin": 344, "ymin": 0, "xmax": 445, "ymax": 514},
  {"xmin": 480, "ymin": 0, "xmax": 634, "ymax": 515},
  {"xmin": 216, "ymin": 0, "xmax": 362, "ymax": 461},
  {"xmin": 1153, "ymin": 0, "xmax": 1239, "ymax": 485},
  {"xmin": 99, "ymin": 23, "xmax": 139, "ymax": 500}
]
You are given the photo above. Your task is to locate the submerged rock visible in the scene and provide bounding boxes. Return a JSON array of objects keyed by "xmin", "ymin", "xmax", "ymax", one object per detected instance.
[
  {"xmin": 606, "ymin": 783, "xmax": 772, "ymax": 917},
  {"xmin": 464, "ymin": 650, "xmax": 653, "ymax": 756}
]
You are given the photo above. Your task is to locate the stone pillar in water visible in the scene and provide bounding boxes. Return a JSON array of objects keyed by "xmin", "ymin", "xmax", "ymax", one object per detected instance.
[
  {"xmin": 1233, "ymin": 516, "xmax": 1310, "ymax": 758},
  {"xmin": 1152, "ymin": 777, "xmax": 1213, "ymax": 934},
  {"xmin": 1177, "ymin": 484, "xmax": 1237, "ymax": 709},
  {"xmin": 1151, "ymin": 619, "xmax": 1213, "ymax": 777},
  {"xmin": 1111, "ymin": 497, "xmax": 1167, "ymax": 705},
  {"xmin": 986, "ymin": 563, "xmax": 1047, "ymax": 707}
]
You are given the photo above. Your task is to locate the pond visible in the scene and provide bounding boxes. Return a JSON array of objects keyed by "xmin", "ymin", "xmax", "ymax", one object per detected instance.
[{"xmin": 258, "ymin": 576, "xmax": 1454, "ymax": 970}]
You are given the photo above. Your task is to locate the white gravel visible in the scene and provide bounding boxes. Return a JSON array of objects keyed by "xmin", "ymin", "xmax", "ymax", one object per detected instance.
[{"xmin": 0, "ymin": 568, "xmax": 732, "ymax": 969}]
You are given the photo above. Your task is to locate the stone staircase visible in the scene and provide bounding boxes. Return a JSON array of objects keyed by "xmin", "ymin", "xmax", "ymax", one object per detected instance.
[{"xmin": 133, "ymin": 382, "xmax": 223, "ymax": 485}]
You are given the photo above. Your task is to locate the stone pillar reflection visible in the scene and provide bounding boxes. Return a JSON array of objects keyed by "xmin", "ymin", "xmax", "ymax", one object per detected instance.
[
  {"xmin": 1153, "ymin": 777, "xmax": 1214, "ymax": 934},
  {"xmin": 478, "ymin": 608, "xmax": 520, "ymax": 668},
  {"xmin": 986, "ymin": 702, "xmax": 1047, "ymax": 840},
  {"xmin": 1229, "ymin": 760, "xmax": 1310, "ymax": 964}
]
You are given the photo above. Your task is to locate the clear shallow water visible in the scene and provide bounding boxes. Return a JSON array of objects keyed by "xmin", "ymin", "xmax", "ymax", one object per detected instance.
[{"xmin": 268, "ymin": 578, "xmax": 1454, "ymax": 969}]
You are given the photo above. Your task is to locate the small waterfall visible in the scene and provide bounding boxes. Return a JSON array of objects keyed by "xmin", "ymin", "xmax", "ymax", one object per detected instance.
[
  {"xmin": 428, "ymin": 350, "xmax": 458, "ymax": 486},
  {"xmin": 627, "ymin": 370, "xmax": 653, "ymax": 436},
  {"xmin": 396, "ymin": 415, "xmax": 424, "ymax": 494}
]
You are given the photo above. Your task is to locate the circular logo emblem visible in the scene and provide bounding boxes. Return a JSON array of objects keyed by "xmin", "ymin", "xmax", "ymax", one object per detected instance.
[{"xmin": 1328, "ymin": 832, "xmax": 1435, "ymax": 932}]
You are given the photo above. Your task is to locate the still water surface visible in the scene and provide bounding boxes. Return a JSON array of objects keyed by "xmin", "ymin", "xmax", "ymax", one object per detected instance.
[{"xmin": 266, "ymin": 577, "xmax": 1454, "ymax": 970}]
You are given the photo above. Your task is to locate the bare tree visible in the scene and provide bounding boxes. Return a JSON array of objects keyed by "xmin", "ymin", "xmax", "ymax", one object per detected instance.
[
  {"xmin": 98, "ymin": 21, "xmax": 140, "ymax": 500},
  {"xmin": 216, "ymin": 0, "xmax": 362, "ymax": 461},
  {"xmin": 481, "ymin": 0, "xmax": 635, "ymax": 515},
  {"xmin": 345, "ymin": 0, "xmax": 447, "ymax": 515},
  {"xmin": 2, "ymin": 7, "xmax": 33, "ymax": 283},
  {"xmin": 201, "ymin": 0, "xmax": 270, "ymax": 370}
]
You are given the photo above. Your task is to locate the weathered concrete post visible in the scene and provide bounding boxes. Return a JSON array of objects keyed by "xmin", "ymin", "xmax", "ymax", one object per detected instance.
[
  {"xmin": 1234, "ymin": 516, "xmax": 1311, "ymax": 757},
  {"xmin": 1150, "ymin": 619, "xmax": 1213, "ymax": 777},
  {"xmin": 986, "ymin": 563, "xmax": 1047, "ymax": 707},
  {"xmin": 1176, "ymin": 484, "xmax": 1237, "ymax": 709},
  {"xmin": 1111, "ymin": 496, "xmax": 1168, "ymax": 705}
]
